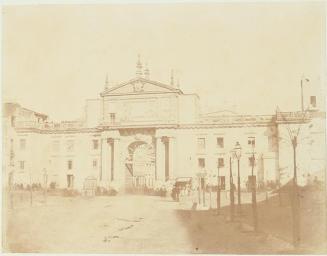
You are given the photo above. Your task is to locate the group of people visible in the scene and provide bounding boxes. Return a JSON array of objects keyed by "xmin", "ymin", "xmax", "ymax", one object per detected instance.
[
  {"xmin": 171, "ymin": 183, "xmax": 192, "ymax": 201},
  {"xmin": 11, "ymin": 183, "xmax": 42, "ymax": 191},
  {"xmin": 11, "ymin": 182, "xmax": 57, "ymax": 191}
]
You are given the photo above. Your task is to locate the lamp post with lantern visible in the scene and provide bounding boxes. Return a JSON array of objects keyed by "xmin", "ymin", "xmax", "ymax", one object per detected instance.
[
  {"xmin": 202, "ymin": 172, "xmax": 206, "ymax": 207},
  {"xmin": 229, "ymin": 149, "xmax": 235, "ymax": 222},
  {"xmin": 233, "ymin": 142, "xmax": 242, "ymax": 215}
]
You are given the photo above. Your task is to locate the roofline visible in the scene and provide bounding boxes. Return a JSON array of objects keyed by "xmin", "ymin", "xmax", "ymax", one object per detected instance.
[
  {"xmin": 15, "ymin": 120, "xmax": 277, "ymax": 133},
  {"xmin": 15, "ymin": 127, "xmax": 101, "ymax": 134},
  {"xmin": 100, "ymin": 77, "xmax": 183, "ymax": 96},
  {"xmin": 201, "ymin": 112, "xmax": 275, "ymax": 117},
  {"xmin": 101, "ymin": 90, "xmax": 182, "ymax": 97}
]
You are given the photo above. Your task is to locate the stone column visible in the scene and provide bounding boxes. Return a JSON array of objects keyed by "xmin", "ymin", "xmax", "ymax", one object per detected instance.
[
  {"xmin": 155, "ymin": 137, "xmax": 165, "ymax": 182},
  {"xmin": 161, "ymin": 136, "xmax": 170, "ymax": 181},
  {"xmin": 168, "ymin": 137, "xmax": 176, "ymax": 180},
  {"xmin": 113, "ymin": 138, "xmax": 124, "ymax": 189}
]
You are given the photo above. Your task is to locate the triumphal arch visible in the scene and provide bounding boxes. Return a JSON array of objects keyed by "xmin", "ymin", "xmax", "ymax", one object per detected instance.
[{"xmin": 96, "ymin": 71, "xmax": 199, "ymax": 191}]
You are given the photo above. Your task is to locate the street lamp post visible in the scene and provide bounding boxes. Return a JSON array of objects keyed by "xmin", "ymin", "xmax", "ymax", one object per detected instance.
[
  {"xmin": 43, "ymin": 168, "xmax": 48, "ymax": 204},
  {"xmin": 229, "ymin": 150, "xmax": 235, "ymax": 222},
  {"xmin": 250, "ymin": 145, "xmax": 258, "ymax": 232},
  {"xmin": 198, "ymin": 176, "xmax": 201, "ymax": 205},
  {"xmin": 301, "ymin": 79, "xmax": 304, "ymax": 113},
  {"xmin": 233, "ymin": 142, "xmax": 242, "ymax": 215},
  {"xmin": 202, "ymin": 175, "xmax": 206, "ymax": 207},
  {"xmin": 209, "ymin": 177, "xmax": 212, "ymax": 210},
  {"xmin": 216, "ymin": 165, "xmax": 221, "ymax": 215},
  {"xmin": 9, "ymin": 170, "xmax": 14, "ymax": 209}
]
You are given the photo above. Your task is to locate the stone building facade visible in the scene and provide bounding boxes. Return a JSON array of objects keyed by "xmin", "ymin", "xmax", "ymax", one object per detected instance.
[{"xmin": 3, "ymin": 66, "xmax": 325, "ymax": 192}]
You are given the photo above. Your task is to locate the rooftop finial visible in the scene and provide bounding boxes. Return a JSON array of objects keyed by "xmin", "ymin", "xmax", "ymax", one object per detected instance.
[
  {"xmin": 144, "ymin": 62, "xmax": 150, "ymax": 79},
  {"xmin": 105, "ymin": 73, "xmax": 109, "ymax": 90},
  {"xmin": 170, "ymin": 69, "xmax": 174, "ymax": 86},
  {"xmin": 136, "ymin": 54, "xmax": 143, "ymax": 77}
]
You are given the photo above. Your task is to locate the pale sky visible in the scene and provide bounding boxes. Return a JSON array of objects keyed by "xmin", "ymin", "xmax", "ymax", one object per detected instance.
[{"xmin": 2, "ymin": 3, "xmax": 326, "ymax": 121}]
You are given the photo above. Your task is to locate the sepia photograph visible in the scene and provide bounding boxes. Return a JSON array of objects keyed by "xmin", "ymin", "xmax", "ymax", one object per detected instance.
[{"xmin": 2, "ymin": 1, "xmax": 327, "ymax": 254}]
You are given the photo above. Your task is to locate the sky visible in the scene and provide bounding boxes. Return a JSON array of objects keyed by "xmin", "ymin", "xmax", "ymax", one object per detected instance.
[{"xmin": 2, "ymin": 2, "xmax": 326, "ymax": 121}]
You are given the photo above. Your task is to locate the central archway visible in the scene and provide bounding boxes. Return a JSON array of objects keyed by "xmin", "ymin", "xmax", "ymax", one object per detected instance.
[{"xmin": 125, "ymin": 141, "xmax": 155, "ymax": 189}]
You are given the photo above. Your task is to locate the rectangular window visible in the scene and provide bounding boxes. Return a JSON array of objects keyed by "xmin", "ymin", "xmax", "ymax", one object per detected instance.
[
  {"xmin": 248, "ymin": 137, "xmax": 255, "ymax": 147},
  {"xmin": 198, "ymin": 158, "xmax": 205, "ymax": 169},
  {"xmin": 66, "ymin": 140, "xmax": 74, "ymax": 152},
  {"xmin": 19, "ymin": 161, "xmax": 25, "ymax": 170},
  {"xmin": 19, "ymin": 139, "xmax": 26, "ymax": 150},
  {"xmin": 110, "ymin": 113, "xmax": 116, "ymax": 124},
  {"xmin": 92, "ymin": 139, "xmax": 99, "ymax": 150},
  {"xmin": 197, "ymin": 138, "xmax": 206, "ymax": 151},
  {"xmin": 68, "ymin": 160, "xmax": 73, "ymax": 170},
  {"xmin": 310, "ymin": 96, "xmax": 317, "ymax": 108},
  {"xmin": 52, "ymin": 140, "xmax": 60, "ymax": 152},
  {"xmin": 93, "ymin": 159, "xmax": 97, "ymax": 169},
  {"xmin": 218, "ymin": 158, "xmax": 224, "ymax": 168},
  {"xmin": 217, "ymin": 137, "xmax": 224, "ymax": 148}
]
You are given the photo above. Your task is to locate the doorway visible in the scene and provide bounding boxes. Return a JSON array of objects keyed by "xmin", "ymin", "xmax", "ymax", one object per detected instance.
[
  {"xmin": 125, "ymin": 141, "xmax": 155, "ymax": 190},
  {"xmin": 67, "ymin": 175, "xmax": 74, "ymax": 189}
]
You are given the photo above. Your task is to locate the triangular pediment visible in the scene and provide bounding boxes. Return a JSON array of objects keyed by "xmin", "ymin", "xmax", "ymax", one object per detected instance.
[{"xmin": 101, "ymin": 77, "xmax": 182, "ymax": 96}]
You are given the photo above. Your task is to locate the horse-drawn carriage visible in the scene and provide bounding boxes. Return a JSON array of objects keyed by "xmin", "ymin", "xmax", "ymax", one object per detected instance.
[{"xmin": 171, "ymin": 177, "xmax": 192, "ymax": 201}]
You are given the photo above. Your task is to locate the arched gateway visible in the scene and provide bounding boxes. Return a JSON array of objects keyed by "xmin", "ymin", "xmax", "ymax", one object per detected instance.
[{"xmin": 125, "ymin": 140, "xmax": 155, "ymax": 189}]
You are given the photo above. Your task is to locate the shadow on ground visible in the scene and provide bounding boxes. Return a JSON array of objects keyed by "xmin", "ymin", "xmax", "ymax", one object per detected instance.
[{"xmin": 174, "ymin": 187, "xmax": 327, "ymax": 254}]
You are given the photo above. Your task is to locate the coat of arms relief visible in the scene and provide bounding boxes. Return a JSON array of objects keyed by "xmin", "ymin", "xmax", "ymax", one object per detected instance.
[{"xmin": 132, "ymin": 81, "xmax": 144, "ymax": 92}]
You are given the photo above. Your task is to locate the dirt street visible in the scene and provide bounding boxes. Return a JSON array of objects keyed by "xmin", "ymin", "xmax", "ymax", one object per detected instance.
[{"xmin": 4, "ymin": 194, "xmax": 298, "ymax": 253}]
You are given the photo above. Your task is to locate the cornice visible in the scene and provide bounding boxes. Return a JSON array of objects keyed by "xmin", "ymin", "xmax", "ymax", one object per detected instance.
[{"xmin": 15, "ymin": 127, "xmax": 101, "ymax": 135}]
